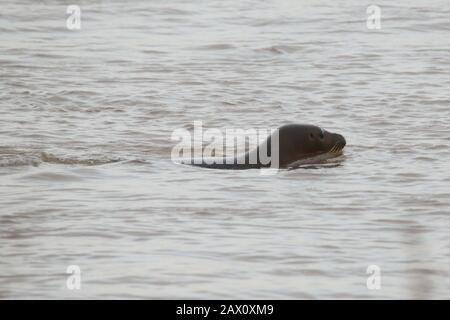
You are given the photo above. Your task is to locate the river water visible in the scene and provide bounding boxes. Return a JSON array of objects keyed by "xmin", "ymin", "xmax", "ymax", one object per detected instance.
[{"xmin": 0, "ymin": 0, "xmax": 449, "ymax": 299}]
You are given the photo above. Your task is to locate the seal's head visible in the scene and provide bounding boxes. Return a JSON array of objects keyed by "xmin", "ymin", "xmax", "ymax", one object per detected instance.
[{"xmin": 276, "ymin": 124, "xmax": 346, "ymax": 167}]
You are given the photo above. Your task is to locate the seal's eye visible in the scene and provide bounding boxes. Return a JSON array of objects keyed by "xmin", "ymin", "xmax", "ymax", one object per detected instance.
[
  {"xmin": 309, "ymin": 133, "xmax": 314, "ymax": 139},
  {"xmin": 319, "ymin": 132, "xmax": 324, "ymax": 139}
]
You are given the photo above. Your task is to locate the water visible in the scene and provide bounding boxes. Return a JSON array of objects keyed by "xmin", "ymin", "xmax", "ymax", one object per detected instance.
[{"xmin": 1, "ymin": 0, "xmax": 449, "ymax": 299}]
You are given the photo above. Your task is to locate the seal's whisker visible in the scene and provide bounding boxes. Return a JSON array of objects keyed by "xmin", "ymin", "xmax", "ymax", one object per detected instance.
[
  {"xmin": 330, "ymin": 141, "xmax": 345, "ymax": 154},
  {"xmin": 329, "ymin": 145, "xmax": 336, "ymax": 153}
]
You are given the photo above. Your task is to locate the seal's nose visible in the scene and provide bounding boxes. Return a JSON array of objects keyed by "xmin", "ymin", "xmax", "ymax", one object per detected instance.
[{"xmin": 333, "ymin": 133, "xmax": 346, "ymax": 148}]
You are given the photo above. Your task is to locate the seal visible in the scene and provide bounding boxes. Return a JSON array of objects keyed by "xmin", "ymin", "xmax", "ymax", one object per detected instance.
[{"xmin": 186, "ymin": 124, "xmax": 346, "ymax": 169}]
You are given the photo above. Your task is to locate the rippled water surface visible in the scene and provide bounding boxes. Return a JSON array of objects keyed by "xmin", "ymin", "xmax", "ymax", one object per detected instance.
[{"xmin": 1, "ymin": 0, "xmax": 449, "ymax": 299}]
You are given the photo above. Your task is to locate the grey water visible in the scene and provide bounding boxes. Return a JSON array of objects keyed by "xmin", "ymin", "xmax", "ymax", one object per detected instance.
[{"xmin": 0, "ymin": 0, "xmax": 449, "ymax": 299}]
